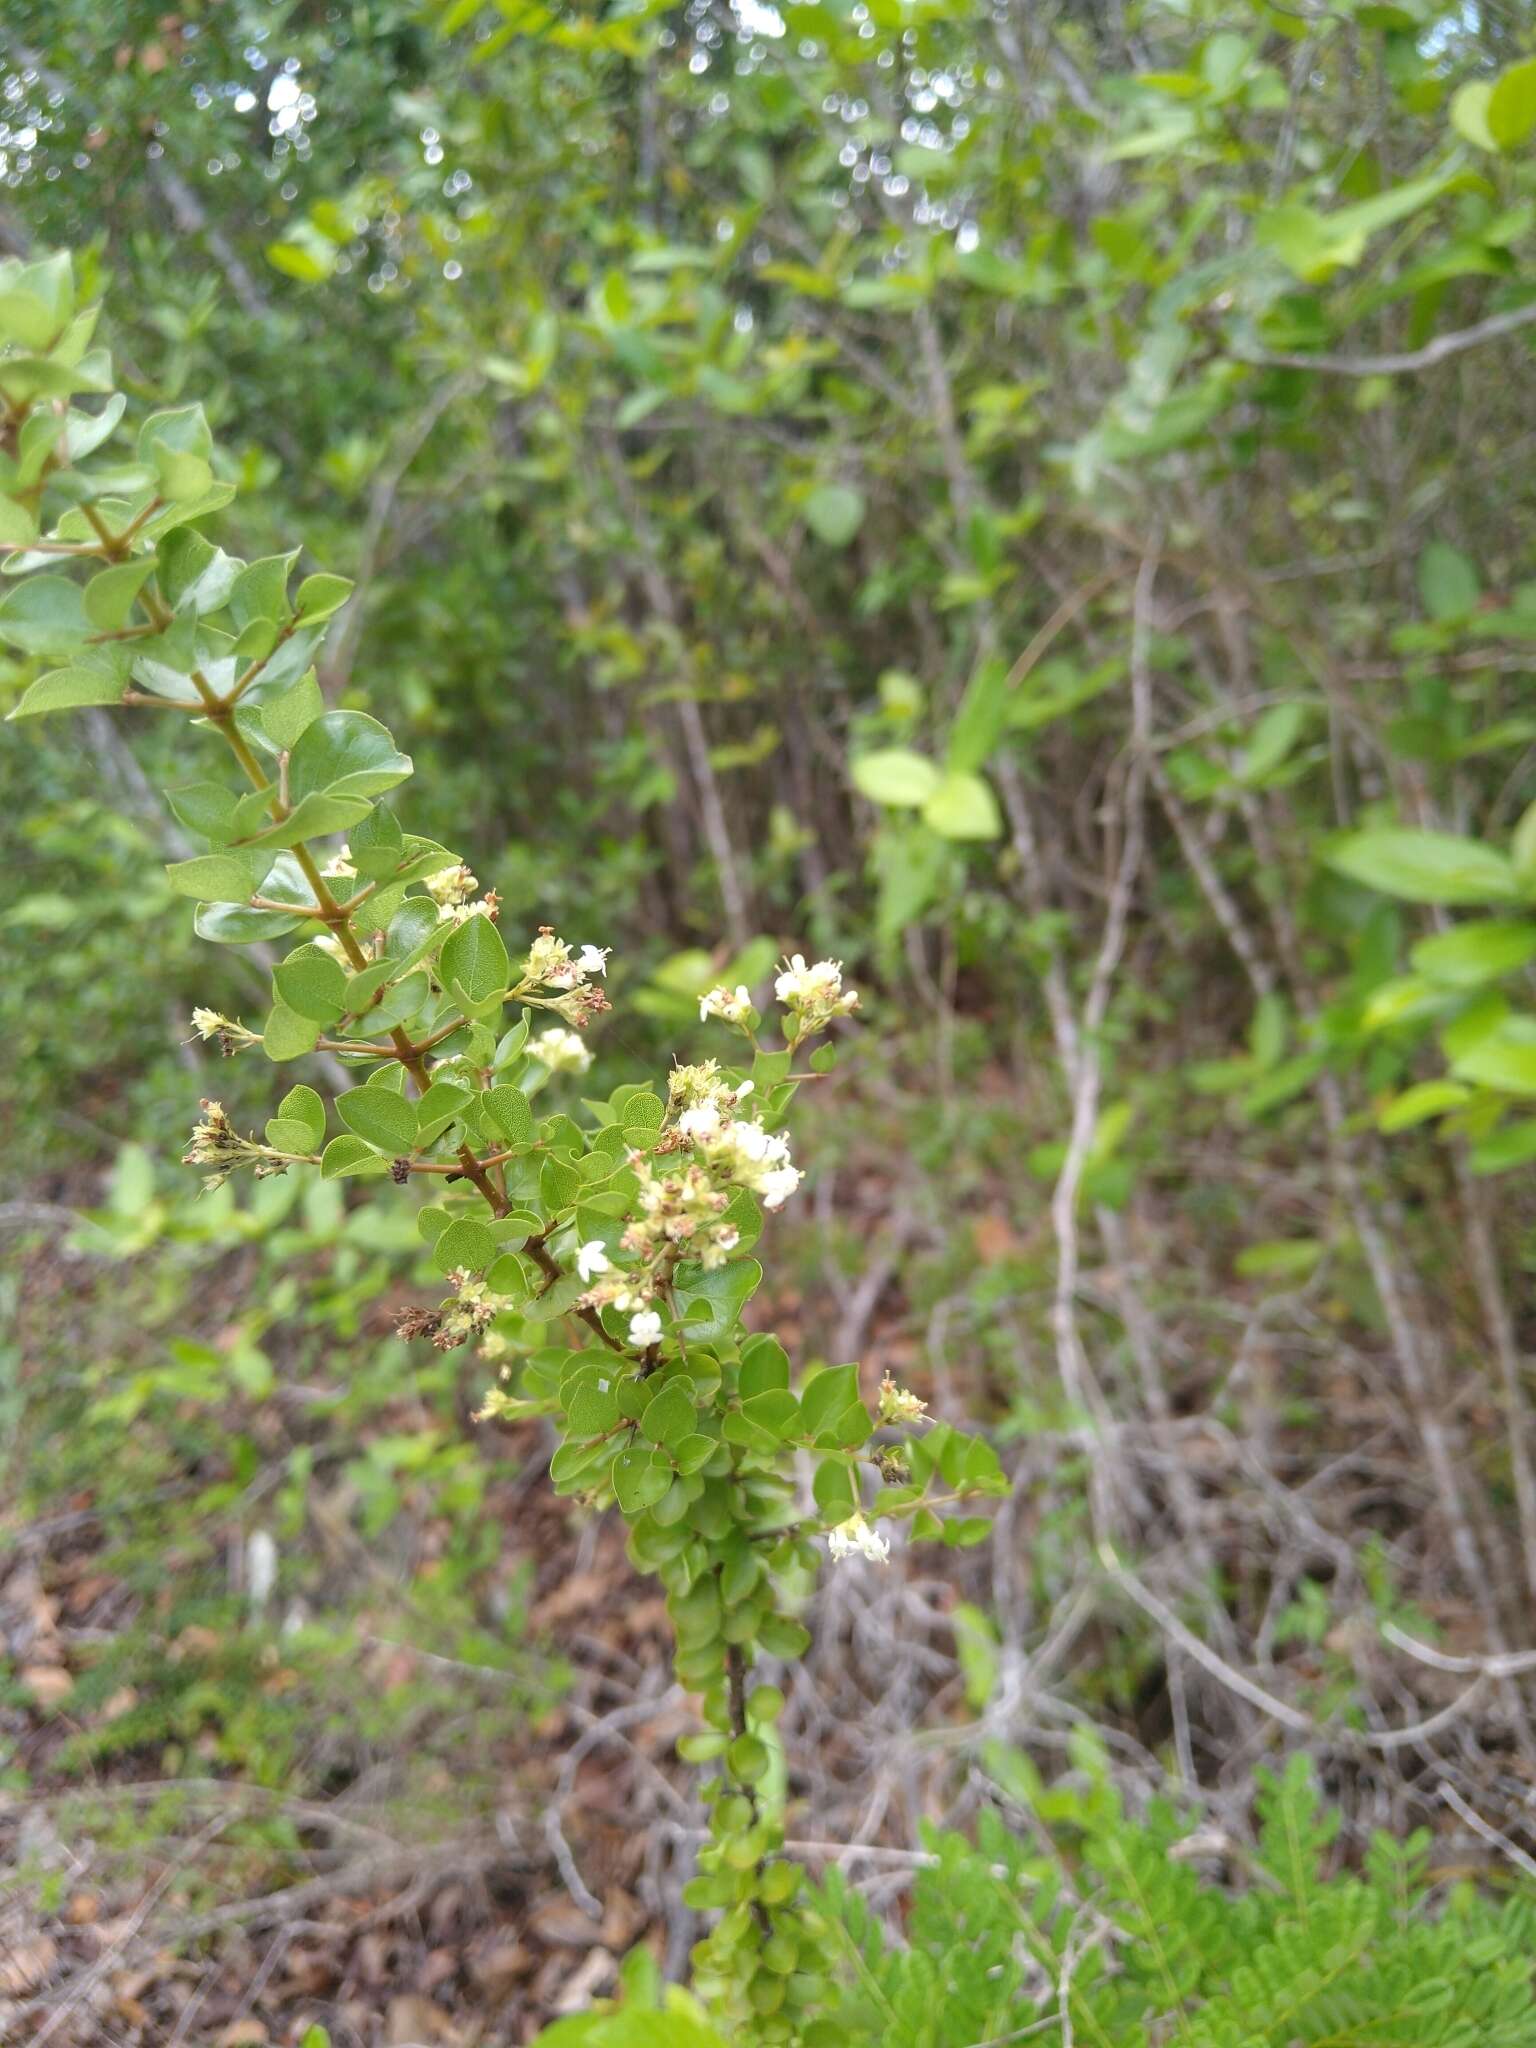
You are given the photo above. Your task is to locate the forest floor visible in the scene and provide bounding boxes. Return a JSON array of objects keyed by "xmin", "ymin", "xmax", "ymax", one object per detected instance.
[{"xmin": 4, "ymin": 1440, "xmax": 711, "ymax": 2048}]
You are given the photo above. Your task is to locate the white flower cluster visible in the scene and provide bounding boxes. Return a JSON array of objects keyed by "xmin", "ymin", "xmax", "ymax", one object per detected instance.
[
  {"xmin": 522, "ymin": 928, "xmax": 609, "ymax": 989},
  {"xmin": 774, "ymin": 953, "xmax": 858, "ymax": 1042},
  {"xmin": 666, "ymin": 1062, "xmax": 800, "ymax": 1210},
  {"xmin": 699, "ymin": 983, "xmax": 752, "ymax": 1025},
  {"xmin": 533, "ymin": 1025, "xmax": 593, "ymax": 1075},
  {"xmin": 320, "ymin": 843, "xmax": 356, "ymax": 880},
  {"xmin": 826, "ymin": 1512, "xmax": 890, "ymax": 1566},
  {"xmin": 574, "ymin": 1061, "xmax": 805, "ymax": 1342},
  {"xmin": 519, "ymin": 927, "xmax": 610, "ymax": 1023},
  {"xmin": 426, "ymin": 861, "xmax": 500, "ymax": 926}
]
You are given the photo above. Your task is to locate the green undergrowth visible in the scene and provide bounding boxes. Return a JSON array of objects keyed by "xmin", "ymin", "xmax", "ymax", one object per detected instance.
[
  {"xmin": 528, "ymin": 1756, "xmax": 1536, "ymax": 2048},
  {"xmin": 6, "ymin": 1147, "xmax": 562, "ymax": 1811}
]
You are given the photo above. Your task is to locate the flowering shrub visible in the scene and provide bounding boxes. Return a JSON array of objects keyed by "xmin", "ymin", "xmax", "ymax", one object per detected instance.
[{"xmin": 1, "ymin": 249, "xmax": 1004, "ymax": 2043}]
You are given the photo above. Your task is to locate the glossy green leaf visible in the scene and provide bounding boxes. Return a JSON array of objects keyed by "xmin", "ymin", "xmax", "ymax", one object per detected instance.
[
  {"xmin": 83, "ymin": 560, "xmax": 155, "ymax": 631},
  {"xmin": 288, "ymin": 711, "xmax": 412, "ymax": 803},
  {"xmin": 612, "ymin": 1447, "xmax": 672, "ymax": 1513},
  {"xmin": 1377, "ymin": 1081, "xmax": 1473, "ymax": 1132},
  {"xmin": 1451, "ymin": 1032, "xmax": 1536, "ymax": 1097},
  {"xmin": 165, "ymin": 852, "xmax": 262, "ymax": 903},
  {"xmin": 1416, "ymin": 541, "xmax": 1480, "ymax": 621},
  {"xmin": 320, "ymin": 1134, "xmax": 389, "ymax": 1179},
  {"xmin": 640, "ymin": 1380, "xmax": 697, "ymax": 1448},
  {"xmin": 9, "ymin": 664, "xmax": 125, "ymax": 718},
  {"xmin": 262, "ymin": 999, "xmax": 321, "ymax": 1062},
  {"xmin": 799, "ymin": 1362, "xmax": 860, "ymax": 1440},
  {"xmin": 484, "ymin": 1085, "xmax": 535, "ymax": 1146},
  {"xmin": 230, "ymin": 551, "xmax": 299, "ymax": 629},
  {"xmin": 276, "ymin": 1084, "xmax": 326, "ymax": 1150},
  {"xmin": 259, "ymin": 672, "xmax": 324, "ymax": 752},
  {"xmin": 295, "ymin": 572, "xmax": 354, "ymax": 622}
]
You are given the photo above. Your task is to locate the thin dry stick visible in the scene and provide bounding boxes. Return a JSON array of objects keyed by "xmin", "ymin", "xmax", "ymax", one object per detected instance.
[
  {"xmin": 1100, "ymin": 1551, "xmax": 1315, "ymax": 1735},
  {"xmin": 1385, "ymin": 1624, "xmax": 1536, "ymax": 1680},
  {"xmin": 915, "ymin": 304, "xmax": 979, "ymax": 521},
  {"xmin": 1046, "ymin": 550, "xmax": 1158, "ymax": 1516},
  {"xmin": 1439, "ymin": 1780, "xmax": 1536, "ymax": 1885},
  {"xmin": 1239, "ymin": 299, "xmax": 1536, "ymax": 376},
  {"xmin": 599, "ymin": 439, "xmax": 751, "ymax": 947},
  {"xmin": 1095, "ymin": 1204, "xmax": 1216, "ymax": 1584},
  {"xmin": 1148, "ymin": 760, "xmax": 1277, "ymax": 1001},
  {"xmin": 1361, "ymin": 1679, "xmax": 1487, "ymax": 1751}
]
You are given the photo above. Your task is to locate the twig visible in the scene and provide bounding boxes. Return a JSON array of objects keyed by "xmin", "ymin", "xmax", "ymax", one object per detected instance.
[
  {"xmin": 1100, "ymin": 1551, "xmax": 1315, "ymax": 1734},
  {"xmin": 1361, "ymin": 1679, "xmax": 1487, "ymax": 1751},
  {"xmin": 1045, "ymin": 549, "xmax": 1158, "ymax": 1530},
  {"xmin": 1385, "ymin": 1624, "xmax": 1536, "ymax": 1679},
  {"xmin": 1238, "ymin": 299, "xmax": 1536, "ymax": 376},
  {"xmin": 1439, "ymin": 1780, "xmax": 1536, "ymax": 1885}
]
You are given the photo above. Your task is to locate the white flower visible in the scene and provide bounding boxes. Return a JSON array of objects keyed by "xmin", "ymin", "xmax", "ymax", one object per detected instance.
[
  {"xmin": 774, "ymin": 952, "xmax": 819, "ymax": 1004},
  {"xmin": 525, "ymin": 929, "xmax": 579, "ymax": 986},
  {"xmin": 629, "ymin": 1309, "xmax": 663, "ymax": 1348},
  {"xmin": 321, "ymin": 844, "xmax": 356, "ymax": 879},
  {"xmin": 774, "ymin": 952, "xmax": 859, "ymax": 1028},
  {"xmin": 734, "ymin": 1079, "xmax": 754, "ymax": 1101},
  {"xmin": 534, "ymin": 1026, "xmax": 593, "ymax": 1075},
  {"xmin": 677, "ymin": 1101, "xmax": 725, "ymax": 1144},
  {"xmin": 759, "ymin": 1163, "xmax": 802, "ymax": 1211},
  {"xmin": 576, "ymin": 1239, "xmax": 610, "ymax": 1282},
  {"xmin": 693, "ymin": 1115, "xmax": 804, "ymax": 1211},
  {"xmin": 700, "ymin": 983, "xmax": 753, "ymax": 1024},
  {"xmin": 826, "ymin": 1513, "xmax": 890, "ymax": 1566},
  {"xmin": 726, "ymin": 1118, "xmax": 772, "ymax": 1163},
  {"xmin": 191, "ymin": 1007, "xmax": 226, "ymax": 1040},
  {"xmin": 576, "ymin": 944, "xmax": 611, "ymax": 977}
]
